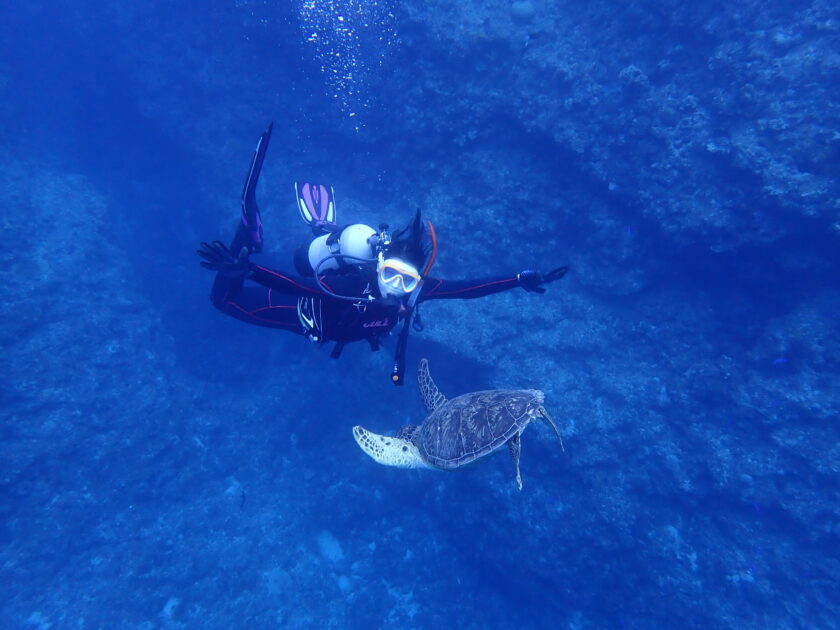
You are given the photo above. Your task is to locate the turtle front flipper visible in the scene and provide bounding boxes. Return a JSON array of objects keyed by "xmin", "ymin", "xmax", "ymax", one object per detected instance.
[
  {"xmin": 508, "ymin": 433, "xmax": 523, "ymax": 490},
  {"xmin": 353, "ymin": 426, "xmax": 431, "ymax": 469},
  {"xmin": 418, "ymin": 358, "xmax": 447, "ymax": 413}
]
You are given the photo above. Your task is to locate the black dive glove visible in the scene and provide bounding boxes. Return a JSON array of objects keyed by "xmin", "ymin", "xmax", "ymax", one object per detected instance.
[
  {"xmin": 518, "ymin": 266, "xmax": 569, "ymax": 294},
  {"xmin": 197, "ymin": 241, "xmax": 252, "ymax": 279}
]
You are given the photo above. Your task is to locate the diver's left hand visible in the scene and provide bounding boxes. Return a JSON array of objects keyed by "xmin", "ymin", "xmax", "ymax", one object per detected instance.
[{"xmin": 518, "ymin": 266, "xmax": 569, "ymax": 293}]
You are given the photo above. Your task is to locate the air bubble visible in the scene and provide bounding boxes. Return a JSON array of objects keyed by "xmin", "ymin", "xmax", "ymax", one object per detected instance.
[{"xmin": 297, "ymin": 0, "xmax": 398, "ymax": 120}]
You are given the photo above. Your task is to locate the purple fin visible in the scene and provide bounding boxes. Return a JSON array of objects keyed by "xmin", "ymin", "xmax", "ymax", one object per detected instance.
[{"xmin": 295, "ymin": 182, "xmax": 336, "ymax": 226}]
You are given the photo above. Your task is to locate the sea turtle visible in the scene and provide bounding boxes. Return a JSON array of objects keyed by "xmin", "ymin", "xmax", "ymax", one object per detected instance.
[{"xmin": 353, "ymin": 358, "xmax": 564, "ymax": 489}]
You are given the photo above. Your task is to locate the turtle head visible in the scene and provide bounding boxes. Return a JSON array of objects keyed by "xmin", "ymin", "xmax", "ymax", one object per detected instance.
[{"xmin": 352, "ymin": 425, "xmax": 430, "ymax": 469}]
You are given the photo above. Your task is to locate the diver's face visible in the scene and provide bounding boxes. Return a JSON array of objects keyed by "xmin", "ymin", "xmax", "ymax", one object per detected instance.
[{"xmin": 378, "ymin": 258, "xmax": 421, "ymax": 295}]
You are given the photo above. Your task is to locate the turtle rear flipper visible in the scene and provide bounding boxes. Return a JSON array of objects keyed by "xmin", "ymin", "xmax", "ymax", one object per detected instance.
[
  {"xmin": 539, "ymin": 406, "xmax": 564, "ymax": 452},
  {"xmin": 353, "ymin": 426, "xmax": 430, "ymax": 469},
  {"xmin": 508, "ymin": 433, "xmax": 523, "ymax": 490}
]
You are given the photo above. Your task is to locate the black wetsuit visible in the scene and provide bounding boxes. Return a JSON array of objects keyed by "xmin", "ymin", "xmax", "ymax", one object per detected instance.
[
  {"xmin": 210, "ymin": 263, "xmax": 522, "ymax": 348},
  {"xmin": 200, "ymin": 124, "xmax": 561, "ymax": 379}
]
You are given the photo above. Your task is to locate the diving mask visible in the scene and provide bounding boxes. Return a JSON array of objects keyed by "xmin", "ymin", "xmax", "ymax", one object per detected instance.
[{"xmin": 377, "ymin": 257, "xmax": 421, "ymax": 297}]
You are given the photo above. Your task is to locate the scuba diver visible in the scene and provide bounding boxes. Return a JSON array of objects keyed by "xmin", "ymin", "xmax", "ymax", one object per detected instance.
[{"xmin": 198, "ymin": 123, "xmax": 568, "ymax": 384}]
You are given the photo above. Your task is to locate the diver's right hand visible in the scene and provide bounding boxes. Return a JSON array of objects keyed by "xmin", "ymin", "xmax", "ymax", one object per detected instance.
[{"xmin": 197, "ymin": 241, "xmax": 252, "ymax": 279}]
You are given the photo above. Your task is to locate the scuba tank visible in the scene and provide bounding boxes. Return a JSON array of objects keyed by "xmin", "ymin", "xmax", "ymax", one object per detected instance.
[
  {"xmin": 307, "ymin": 223, "xmax": 394, "ymax": 301},
  {"xmin": 307, "ymin": 223, "xmax": 378, "ymax": 273}
]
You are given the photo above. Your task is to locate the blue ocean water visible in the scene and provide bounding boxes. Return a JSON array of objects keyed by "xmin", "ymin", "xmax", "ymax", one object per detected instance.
[{"xmin": 1, "ymin": 1, "xmax": 838, "ymax": 628}]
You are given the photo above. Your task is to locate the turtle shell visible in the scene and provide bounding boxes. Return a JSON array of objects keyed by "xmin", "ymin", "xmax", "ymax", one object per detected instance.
[{"xmin": 416, "ymin": 389, "xmax": 544, "ymax": 469}]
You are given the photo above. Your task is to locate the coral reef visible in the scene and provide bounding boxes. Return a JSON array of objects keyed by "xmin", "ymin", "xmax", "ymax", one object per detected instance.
[{"xmin": 1, "ymin": 1, "xmax": 837, "ymax": 628}]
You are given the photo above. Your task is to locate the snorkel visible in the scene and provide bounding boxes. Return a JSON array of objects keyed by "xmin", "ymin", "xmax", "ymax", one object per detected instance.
[{"xmin": 391, "ymin": 220, "xmax": 437, "ymax": 385}]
